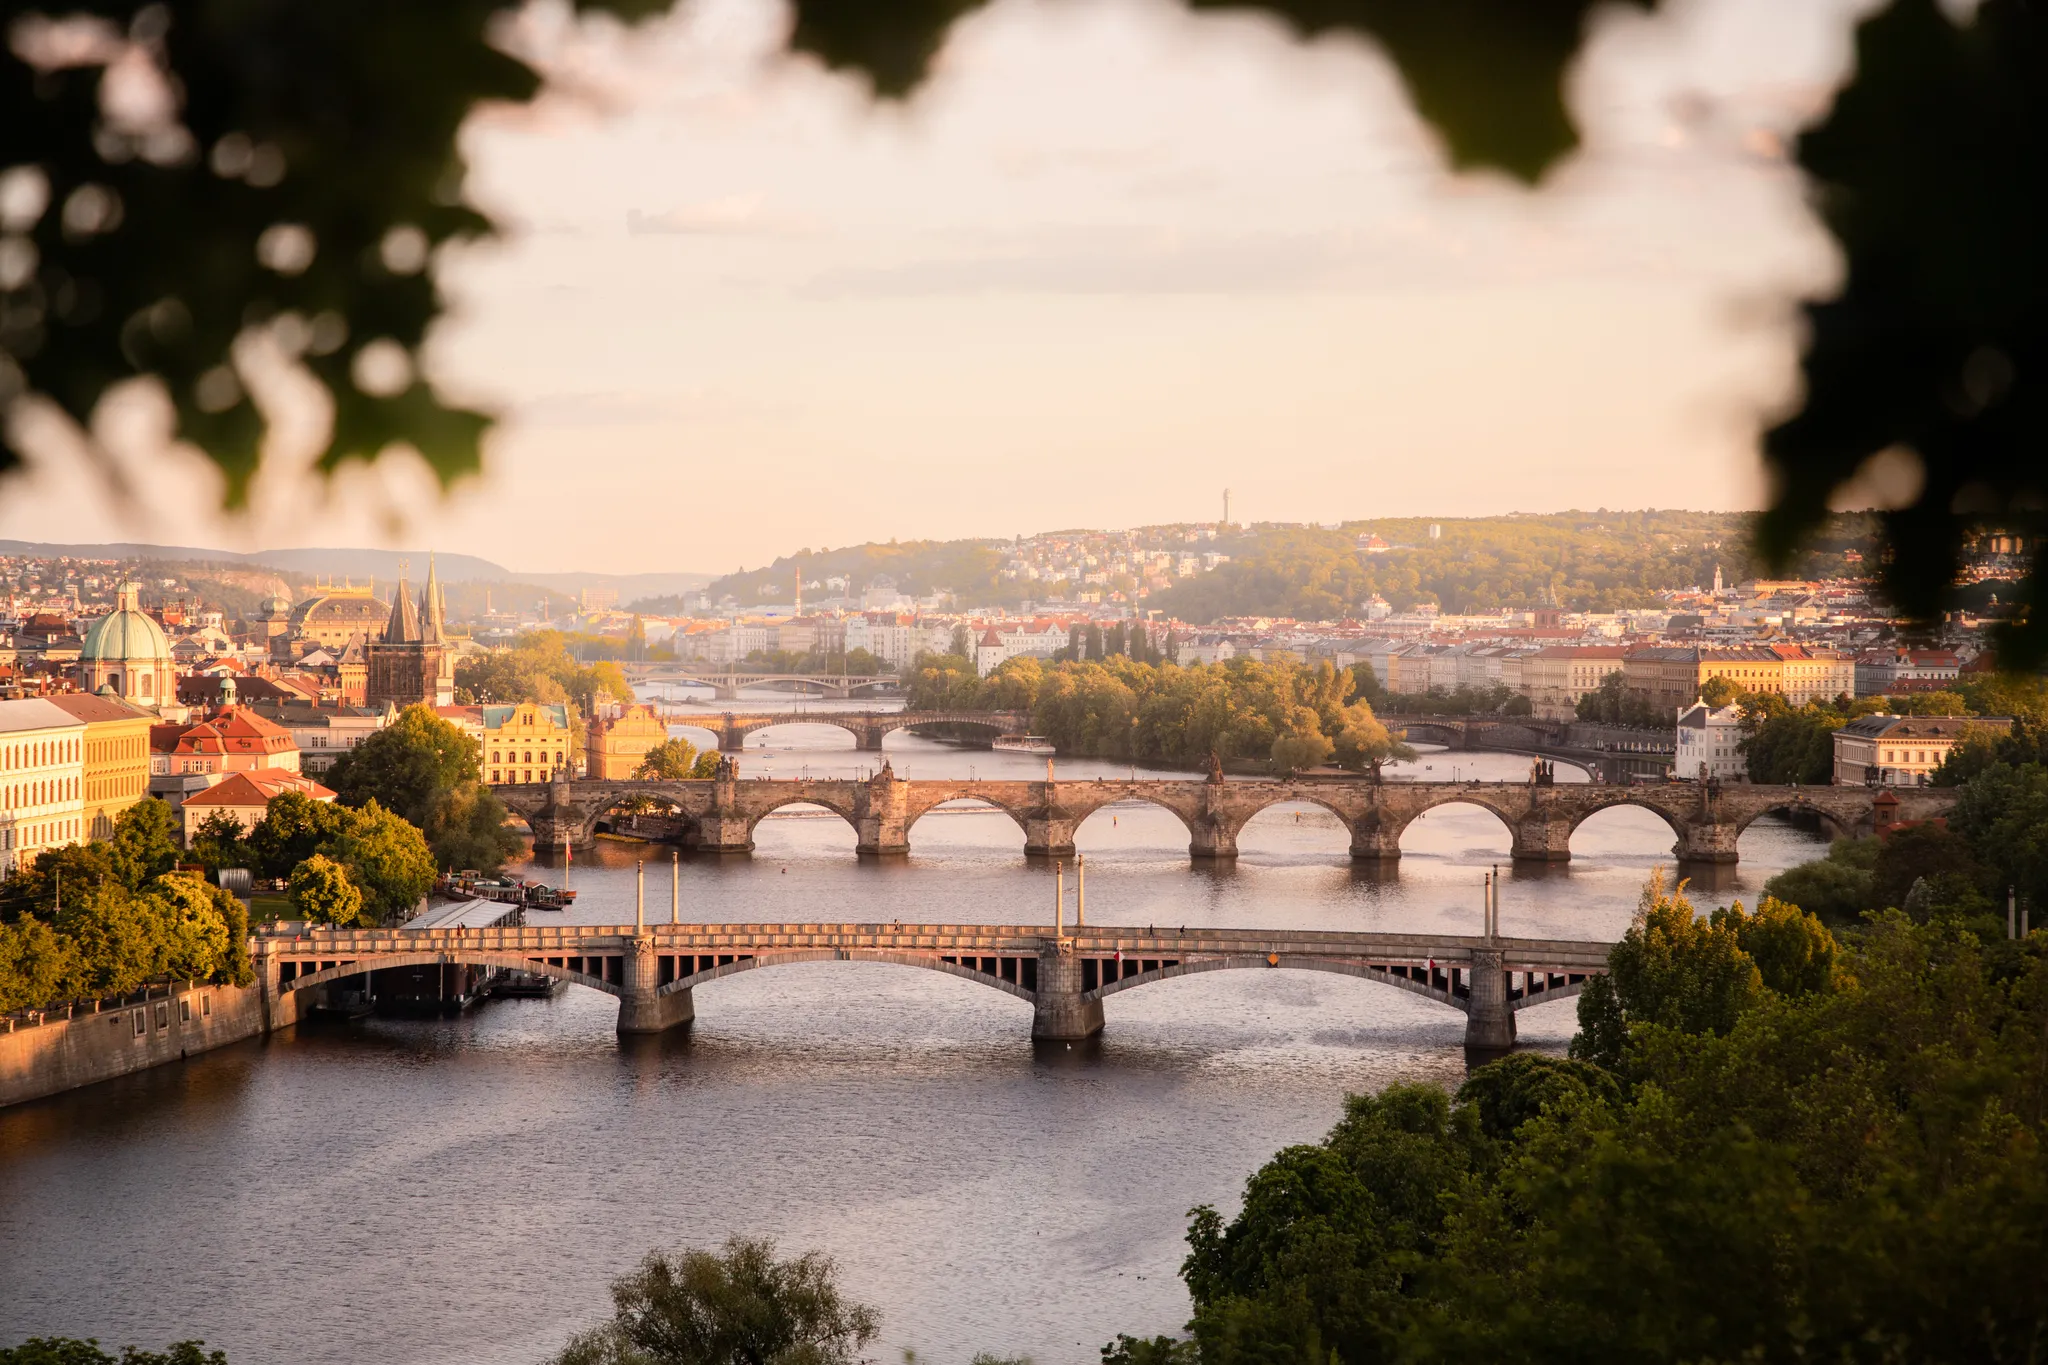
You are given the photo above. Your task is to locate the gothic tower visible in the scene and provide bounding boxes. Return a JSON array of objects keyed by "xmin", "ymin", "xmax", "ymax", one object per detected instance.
[{"xmin": 365, "ymin": 559, "xmax": 451, "ymax": 710}]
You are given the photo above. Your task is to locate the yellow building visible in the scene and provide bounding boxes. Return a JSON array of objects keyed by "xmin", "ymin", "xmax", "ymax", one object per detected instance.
[
  {"xmin": 482, "ymin": 703, "xmax": 574, "ymax": 785},
  {"xmin": 48, "ymin": 693, "xmax": 156, "ymax": 840},
  {"xmin": 586, "ymin": 704, "xmax": 672, "ymax": 779},
  {"xmin": 288, "ymin": 581, "xmax": 393, "ymax": 650}
]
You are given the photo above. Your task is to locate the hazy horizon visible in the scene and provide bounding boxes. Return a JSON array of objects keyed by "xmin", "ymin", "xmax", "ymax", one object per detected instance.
[{"xmin": 0, "ymin": 0, "xmax": 1876, "ymax": 575}]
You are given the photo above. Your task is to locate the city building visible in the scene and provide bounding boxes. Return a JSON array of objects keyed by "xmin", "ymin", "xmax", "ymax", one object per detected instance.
[
  {"xmin": 1855, "ymin": 649, "xmax": 1962, "ymax": 696},
  {"xmin": 75, "ymin": 582, "xmax": 175, "ymax": 705},
  {"xmin": 1831, "ymin": 714, "xmax": 2011, "ymax": 787},
  {"xmin": 0, "ymin": 697, "xmax": 87, "ymax": 880},
  {"xmin": 1523, "ymin": 645, "xmax": 1626, "ymax": 719},
  {"xmin": 1674, "ymin": 701, "xmax": 1745, "ymax": 782},
  {"xmin": 243, "ymin": 699, "xmax": 393, "ymax": 775},
  {"xmin": 46, "ymin": 692, "xmax": 155, "ymax": 839},
  {"xmin": 482, "ymin": 702, "xmax": 573, "ymax": 785},
  {"xmin": 366, "ymin": 561, "xmax": 454, "ymax": 710},
  {"xmin": 586, "ymin": 704, "xmax": 671, "ymax": 779},
  {"xmin": 149, "ymin": 696, "xmax": 304, "ymax": 809},
  {"xmin": 287, "ymin": 581, "xmax": 391, "ymax": 650},
  {"xmin": 179, "ymin": 769, "xmax": 337, "ymax": 844}
]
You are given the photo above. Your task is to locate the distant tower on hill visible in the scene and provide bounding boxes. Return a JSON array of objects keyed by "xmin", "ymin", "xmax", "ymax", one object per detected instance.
[{"xmin": 1222, "ymin": 488, "xmax": 1231, "ymax": 528}]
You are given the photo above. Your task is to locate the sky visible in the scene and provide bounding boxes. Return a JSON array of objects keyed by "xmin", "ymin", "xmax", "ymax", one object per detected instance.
[{"xmin": 0, "ymin": 0, "xmax": 1880, "ymax": 575}]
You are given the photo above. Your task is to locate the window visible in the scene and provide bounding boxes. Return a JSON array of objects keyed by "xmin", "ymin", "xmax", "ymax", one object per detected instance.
[
  {"xmin": 202, "ymin": 994, "xmax": 211, "ymax": 1017},
  {"xmin": 155, "ymin": 1002, "xmax": 168, "ymax": 1029},
  {"xmin": 133, "ymin": 1010, "xmax": 145, "ymax": 1037},
  {"xmin": 180, "ymin": 997, "xmax": 191, "ymax": 1023}
]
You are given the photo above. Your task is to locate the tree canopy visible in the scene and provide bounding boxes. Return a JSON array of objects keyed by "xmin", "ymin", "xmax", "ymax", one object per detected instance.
[{"xmin": 325, "ymin": 705, "xmax": 521, "ymax": 872}]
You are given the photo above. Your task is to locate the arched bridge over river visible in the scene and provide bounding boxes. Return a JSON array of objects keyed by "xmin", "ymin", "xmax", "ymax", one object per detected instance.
[
  {"xmin": 497, "ymin": 770, "xmax": 1955, "ymax": 867},
  {"xmin": 657, "ymin": 709, "xmax": 1032, "ymax": 752},
  {"xmin": 257, "ymin": 921, "xmax": 1612, "ymax": 1050}
]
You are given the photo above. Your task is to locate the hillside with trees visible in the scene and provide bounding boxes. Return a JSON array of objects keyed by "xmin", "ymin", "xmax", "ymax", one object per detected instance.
[
  {"xmin": 707, "ymin": 541, "xmax": 1008, "ymax": 607},
  {"xmin": 1153, "ymin": 511, "xmax": 1877, "ymax": 622}
]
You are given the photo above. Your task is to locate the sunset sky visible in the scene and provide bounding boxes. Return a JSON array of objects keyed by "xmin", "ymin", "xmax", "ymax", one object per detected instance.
[{"xmin": 0, "ymin": 0, "xmax": 1877, "ymax": 575}]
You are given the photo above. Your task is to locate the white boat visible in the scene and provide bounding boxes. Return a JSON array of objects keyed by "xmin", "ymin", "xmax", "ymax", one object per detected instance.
[{"xmin": 992, "ymin": 734, "xmax": 1057, "ymax": 756}]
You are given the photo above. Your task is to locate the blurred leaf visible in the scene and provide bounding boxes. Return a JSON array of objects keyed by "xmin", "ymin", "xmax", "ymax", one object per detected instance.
[{"xmin": 1759, "ymin": 0, "xmax": 2047, "ymax": 659}]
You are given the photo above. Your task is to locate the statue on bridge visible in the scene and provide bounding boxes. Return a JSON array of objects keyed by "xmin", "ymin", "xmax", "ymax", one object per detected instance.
[
  {"xmin": 716, "ymin": 753, "xmax": 738, "ymax": 781},
  {"xmin": 1207, "ymin": 749, "xmax": 1225, "ymax": 785},
  {"xmin": 1529, "ymin": 758, "xmax": 1555, "ymax": 787}
]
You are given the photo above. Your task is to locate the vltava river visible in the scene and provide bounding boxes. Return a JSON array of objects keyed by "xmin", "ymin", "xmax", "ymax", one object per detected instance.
[{"xmin": 0, "ymin": 700, "xmax": 1825, "ymax": 1365}]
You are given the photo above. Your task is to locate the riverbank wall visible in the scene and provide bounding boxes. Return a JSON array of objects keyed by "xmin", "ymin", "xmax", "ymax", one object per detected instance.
[{"xmin": 0, "ymin": 978, "xmax": 305, "ymax": 1109}]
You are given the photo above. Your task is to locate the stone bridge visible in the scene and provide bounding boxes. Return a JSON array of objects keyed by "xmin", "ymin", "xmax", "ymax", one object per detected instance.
[
  {"xmin": 658, "ymin": 709, "xmax": 1032, "ymax": 752},
  {"xmin": 626, "ymin": 668, "xmax": 897, "ymax": 700},
  {"xmin": 256, "ymin": 920, "xmax": 1614, "ymax": 1050},
  {"xmin": 496, "ymin": 770, "xmax": 1957, "ymax": 866}
]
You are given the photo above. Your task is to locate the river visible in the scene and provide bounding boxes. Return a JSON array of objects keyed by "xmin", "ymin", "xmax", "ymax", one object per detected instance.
[{"xmin": 0, "ymin": 697, "xmax": 1827, "ymax": 1365}]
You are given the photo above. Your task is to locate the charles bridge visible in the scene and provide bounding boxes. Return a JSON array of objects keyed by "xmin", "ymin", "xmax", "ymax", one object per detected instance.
[
  {"xmin": 494, "ymin": 768, "xmax": 1956, "ymax": 866},
  {"xmin": 653, "ymin": 708, "xmax": 1032, "ymax": 752},
  {"xmin": 256, "ymin": 919, "xmax": 1612, "ymax": 1050}
]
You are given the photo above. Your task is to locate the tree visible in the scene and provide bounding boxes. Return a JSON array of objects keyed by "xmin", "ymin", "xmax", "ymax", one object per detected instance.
[
  {"xmin": 0, "ymin": 1341, "xmax": 227, "ymax": 1365},
  {"xmin": 1268, "ymin": 707, "xmax": 1332, "ymax": 775},
  {"xmin": 1698, "ymin": 675, "xmax": 1740, "ymax": 709},
  {"xmin": 1330, "ymin": 703, "xmax": 1415, "ymax": 779},
  {"xmin": 286, "ymin": 854, "xmax": 366, "ymax": 928},
  {"xmin": 327, "ymin": 706, "xmax": 480, "ymax": 826},
  {"xmin": 326, "ymin": 706, "xmax": 516, "ymax": 872},
  {"xmin": 1740, "ymin": 703, "xmax": 1844, "ymax": 785},
  {"xmin": 0, "ymin": 916, "xmax": 76, "ymax": 1013},
  {"xmin": 107, "ymin": 799, "xmax": 182, "ymax": 888},
  {"xmin": 185, "ymin": 810, "xmax": 250, "ymax": 875},
  {"xmin": 635, "ymin": 739, "xmax": 720, "ymax": 781},
  {"xmin": 321, "ymin": 801, "xmax": 436, "ymax": 924},
  {"xmin": 1763, "ymin": 837, "xmax": 1879, "ymax": 927},
  {"xmin": 552, "ymin": 1237, "xmax": 878, "ymax": 1365},
  {"xmin": 1570, "ymin": 872, "xmax": 1762, "ymax": 1070},
  {"xmin": 244, "ymin": 791, "xmax": 347, "ymax": 881}
]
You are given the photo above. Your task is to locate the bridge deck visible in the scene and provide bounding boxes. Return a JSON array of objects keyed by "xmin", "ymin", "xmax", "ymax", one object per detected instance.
[{"xmin": 261, "ymin": 922, "xmax": 1614, "ymax": 970}]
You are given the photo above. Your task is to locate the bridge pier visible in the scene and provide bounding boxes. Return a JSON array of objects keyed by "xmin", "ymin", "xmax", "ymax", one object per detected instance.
[
  {"xmin": 1463, "ymin": 948, "xmax": 1515, "ymax": 1052},
  {"xmin": 1511, "ymin": 817, "xmax": 1573, "ymax": 863},
  {"xmin": 1674, "ymin": 821, "xmax": 1740, "ymax": 864},
  {"xmin": 1188, "ymin": 819, "xmax": 1239, "ymax": 861},
  {"xmin": 690, "ymin": 813, "xmax": 756, "ymax": 854},
  {"xmin": 618, "ymin": 937, "xmax": 695, "ymax": 1034},
  {"xmin": 1032, "ymin": 945, "xmax": 1104, "ymax": 1040},
  {"xmin": 1349, "ymin": 821, "xmax": 1403, "ymax": 862},
  {"xmin": 1023, "ymin": 816, "xmax": 1077, "ymax": 859}
]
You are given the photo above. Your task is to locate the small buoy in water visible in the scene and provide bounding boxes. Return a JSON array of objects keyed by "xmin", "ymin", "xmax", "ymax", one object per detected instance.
[{"xmin": 1065, "ymin": 1043, "xmax": 1071, "ymax": 1050}]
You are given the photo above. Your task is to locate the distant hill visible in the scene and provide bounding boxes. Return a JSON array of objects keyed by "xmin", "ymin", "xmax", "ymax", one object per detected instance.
[{"xmin": 0, "ymin": 540, "xmax": 712, "ymax": 601}]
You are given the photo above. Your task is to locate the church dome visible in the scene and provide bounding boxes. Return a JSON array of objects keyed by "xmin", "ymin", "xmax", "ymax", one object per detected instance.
[{"xmin": 80, "ymin": 584, "xmax": 171, "ymax": 665}]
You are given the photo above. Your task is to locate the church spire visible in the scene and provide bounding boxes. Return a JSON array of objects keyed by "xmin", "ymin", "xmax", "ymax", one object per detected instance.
[
  {"xmin": 421, "ymin": 553, "xmax": 445, "ymax": 644},
  {"xmin": 382, "ymin": 560, "xmax": 422, "ymax": 643}
]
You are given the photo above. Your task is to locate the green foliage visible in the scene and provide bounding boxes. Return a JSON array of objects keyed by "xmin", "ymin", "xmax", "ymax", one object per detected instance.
[
  {"xmin": 1946, "ymin": 760, "xmax": 2048, "ymax": 913},
  {"xmin": 185, "ymin": 810, "xmax": 250, "ymax": 875},
  {"xmin": 710, "ymin": 541, "xmax": 1006, "ymax": 608},
  {"xmin": 0, "ymin": 1341, "xmax": 226, "ymax": 1365},
  {"xmin": 454, "ymin": 633, "xmax": 631, "ymax": 707},
  {"xmin": 1697, "ymin": 674, "xmax": 1740, "ymax": 708},
  {"xmin": 1762, "ymin": 836, "xmax": 1878, "ymax": 926},
  {"xmin": 286, "ymin": 854, "xmax": 365, "ymax": 928},
  {"xmin": 326, "ymin": 706, "xmax": 517, "ymax": 872},
  {"xmin": 244, "ymin": 790, "xmax": 346, "ymax": 881},
  {"xmin": 1737, "ymin": 701, "xmax": 1843, "ymax": 784},
  {"xmin": 107, "ymin": 799, "xmax": 182, "ymax": 887},
  {"xmin": 551, "ymin": 1236, "xmax": 878, "ymax": 1365},
  {"xmin": 0, "ymin": 915, "xmax": 76, "ymax": 1013},
  {"xmin": 910, "ymin": 655, "xmax": 1412, "ymax": 773},
  {"xmin": 320, "ymin": 801, "xmax": 436, "ymax": 925},
  {"xmin": 1573, "ymin": 670, "xmax": 1663, "ymax": 727},
  {"xmin": 1568, "ymin": 873, "xmax": 1766, "ymax": 1070},
  {"xmin": 1757, "ymin": 0, "xmax": 2048, "ymax": 665},
  {"xmin": 1140, "ymin": 901, "xmax": 2048, "ymax": 1365},
  {"xmin": 1152, "ymin": 515, "xmax": 1868, "ymax": 623},
  {"xmin": 635, "ymin": 739, "xmax": 720, "ymax": 781}
]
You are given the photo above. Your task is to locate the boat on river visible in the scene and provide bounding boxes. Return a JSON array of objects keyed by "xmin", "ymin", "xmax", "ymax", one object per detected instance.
[
  {"xmin": 992, "ymin": 734, "xmax": 1056, "ymax": 756},
  {"xmin": 442, "ymin": 872, "xmax": 578, "ymax": 909}
]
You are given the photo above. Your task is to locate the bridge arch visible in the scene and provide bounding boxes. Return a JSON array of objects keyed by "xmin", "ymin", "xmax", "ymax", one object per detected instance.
[
  {"xmin": 1087, "ymin": 955, "xmax": 1466, "ymax": 1010},
  {"xmin": 905, "ymin": 796, "xmax": 1030, "ymax": 842},
  {"xmin": 1564, "ymin": 796, "xmax": 1690, "ymax": 854},
  {"xmin": 1392, "ymin": 795, "xmax": 1519, "ymax": 852},
  {"xmin": 1233, "ymin": 796, "xmax": 1360, "ymax": 857},
  {"xmin": 745, "ymin": 793, "xmax": 863, "ymax": 845},
  {"xmin": 656, "ymin": 949, "xmax": 1035, "ymax": 1004},
  {"xmin": 1731, "ymin": 799, "xmax": 1855, "ymax": 841},
  {"xmin": 1072, "ymin": 793, "xmax": 1200, "ymax": 847},
  {"xmin": 278, "ymin": 952, "xmax": 619, "ymax": 998},
  {"xmin": 735, "ymin": 718, "xmax": 863, "ymax": 749}
]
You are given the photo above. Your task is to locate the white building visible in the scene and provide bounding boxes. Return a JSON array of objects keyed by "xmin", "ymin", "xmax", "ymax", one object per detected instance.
[
  {"xmin": 0, "ymin": 697, "xmax": 88, "ymax": 881},
  {"xmin": 1675, "ymin": 701, "xmax": 1745, "ymax": 782}
]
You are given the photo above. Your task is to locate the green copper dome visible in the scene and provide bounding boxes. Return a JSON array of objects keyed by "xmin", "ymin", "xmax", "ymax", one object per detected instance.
[{"xmin": 79, "ymin": 583, "xmax": 171, "ymax": 664}]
